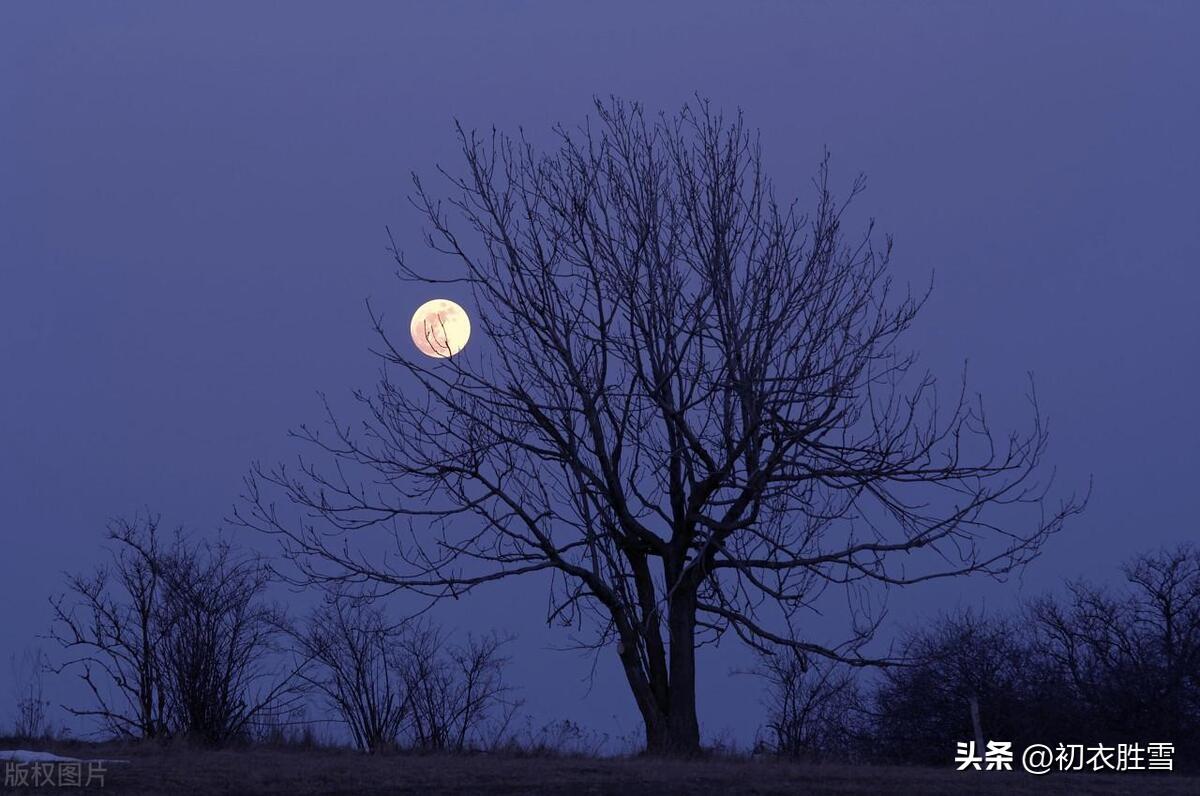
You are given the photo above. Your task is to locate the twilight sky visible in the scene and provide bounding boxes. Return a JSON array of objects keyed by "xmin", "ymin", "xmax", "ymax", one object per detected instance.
[{"xmin": 2, "ymin": 2, "xmax": 1198, "ymax": 746}]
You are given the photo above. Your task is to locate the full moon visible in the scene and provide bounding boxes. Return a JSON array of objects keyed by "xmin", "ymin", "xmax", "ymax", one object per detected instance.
[{"xmin": 410, "ymin": 299, "xmax": 471, "ymax": 358}]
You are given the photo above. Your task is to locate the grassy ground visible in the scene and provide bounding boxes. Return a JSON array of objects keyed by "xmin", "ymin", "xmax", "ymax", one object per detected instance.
[{"xmin": 1, "ymin": 740, "xmax": 1196, "ymax": 795}]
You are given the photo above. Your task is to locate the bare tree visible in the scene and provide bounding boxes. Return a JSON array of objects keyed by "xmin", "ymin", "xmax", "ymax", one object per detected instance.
[
  {"xmin": 236, "ymin": 97, "xmax": 1085, "ymax": 754},
  {"xmin": 1032, "ymin": 544, "xmax": 1200, "ymax": 746},
  {"xmin": 10, "ymin": 647, "xmax": 52, "ymax": 739},
  {"xmin": 753, "ymin": 651, "xmax": 862, "ymax": 760},
  {"xmin": 1123, "ymin": 545, "xmax": 1200, "ymax": 742},
  {"xmin": 50, "ymin": 514, "xmax": 302, "ymax": 744},
  {"xmin": 294, "ymin": 596, "xmax": 409, "ymax": 752},
  {"xmin": 400, "ymin": 624, "xmax": 518, "ymax": 751},
  {"xmin": 156, "ymin": 535, "xmax": 302, "ymax": 745},
  {"xmin": 871, "ymin": 609, "xmax": 1032, "ymax": 764},
  {"xmin": 48, "ymin": 514, "xmax": 169, "ymax": 739}
]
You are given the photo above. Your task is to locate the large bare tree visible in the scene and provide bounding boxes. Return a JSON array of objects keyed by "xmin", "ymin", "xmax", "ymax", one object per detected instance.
[{"xmin": 236, "ymin": 98, "xmax": 1085, "ymax": 754}]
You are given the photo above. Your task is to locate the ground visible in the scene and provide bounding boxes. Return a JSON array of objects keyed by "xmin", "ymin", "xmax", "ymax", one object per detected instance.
[{"xmin": 1, "ymin": 741, "xmax": 1197, "ymax": 794}]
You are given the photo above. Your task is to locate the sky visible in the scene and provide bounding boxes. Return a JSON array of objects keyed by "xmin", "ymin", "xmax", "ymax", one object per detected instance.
[{"xmin": 2, "ymin": 2, "xmax": 1198, "ymax": 747}]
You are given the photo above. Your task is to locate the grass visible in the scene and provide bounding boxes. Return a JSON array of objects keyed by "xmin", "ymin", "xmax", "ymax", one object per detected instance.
[{"xmin": 1, "ymin": 739, "xmax": 1197, "ymax": 794}]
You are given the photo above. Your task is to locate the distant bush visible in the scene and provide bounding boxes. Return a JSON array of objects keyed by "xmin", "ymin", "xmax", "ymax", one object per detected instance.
[
  {"xmin": 756, "ymin": 544, "xmax": 1200, "ymax": 770},
  {"xmin": 10, "ymin": 647, "xmax": 53, "ymax": 740},
  {"xmin": 752, "ymin": 651, "xmax": 865, "ymax": 762},
  {"xmin": 869, "ymin": 609, "xmax": 1033, "ymax": 765}
]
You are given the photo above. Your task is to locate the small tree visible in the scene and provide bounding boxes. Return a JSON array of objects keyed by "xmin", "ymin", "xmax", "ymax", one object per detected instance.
[
  {"xmin": 11, "ymin": 647, "xmax": 52, "ymax": 739},
  {"xmin": 754, "ymin": 650, "xmax": 863, "ymax": 760},
  {"xmin": 1031, "ymin": 544, "xmax": 1200, "ymax": 748},
  {"xmin": 400, "ymin": 624, "xmax": 518, "ymax": 751},
  {"xmin": 50, "ymin": 514, "xmax": 302, "ymax": 743},
  {"xmin": 295, "ymin": 596, "xmax": 409, "ymax": 752},
  {"xmin": 48, "ymin": 514, "xmax": 169, "ymax": 739},
  {"xmin": 156, "ymin": 536, "xmax": 301, "ymax": 745},
  {"xmin": 871, "ymin": 610, "xmax": 1032, "ymax": 764}
]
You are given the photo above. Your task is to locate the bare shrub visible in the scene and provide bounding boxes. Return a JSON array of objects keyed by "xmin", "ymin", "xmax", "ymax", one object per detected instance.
[
  {"xmin": 11, "ymin": 647, "xmax": 52, "ymax": 739},
  {"xmin": 293, "ymin": 596, "xmax": 520, "ymax": 753},
  {"xmin": 295, "ymin": 597, "xmax": 409, "ymax": 752},
  {"xmin": 49, "ymin": 513, "xmax": 302, "ymax": 744},
  {"xmin": 754, "ymin": 651, "xmax": 863, "ymax": 761},
  {"xmin": 401, "ymin": 624, "xmax": 520, "ymax": 752},
  {"xmin": 48, "ymin": 514, "xmax": 169, "ymax": 738},
  {"xmin": 156, "ymin": 535, "xmax": 302, "ymax": 745}
]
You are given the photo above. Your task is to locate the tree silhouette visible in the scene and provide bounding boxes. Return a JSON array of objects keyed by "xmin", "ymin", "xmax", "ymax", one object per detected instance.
[
  {"xmin": 237, "ymin": 98, "xmax": 1085, "ymax": 755},
  {"xmin": 871, "ymin": 609, "xmax": 1033, "ymax": 764},
  {"xmin": 1031, "ymin": 544, "xmax": 1200, "ymax": 749},
  {"xmin": 48, "ymin": 515, "xmax": 170, "ymax": 739},
  {"xmin": 50, "ymin": 514, "xmax": 302, "ymax": 743},
  {"xmin": 295, "ymin": 596, "xmax": 410, "ymax": 753}
]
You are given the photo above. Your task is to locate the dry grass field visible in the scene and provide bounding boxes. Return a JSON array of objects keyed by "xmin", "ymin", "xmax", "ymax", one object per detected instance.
[{"xmin": 2, "ymin": 741, "xmax": 1198, "ymax": 795}]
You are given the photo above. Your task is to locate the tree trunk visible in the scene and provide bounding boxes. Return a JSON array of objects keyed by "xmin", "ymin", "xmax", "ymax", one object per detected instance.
[
  {"xmin": 632, "ymin": 590, "xmax": 701, "ymax": 757},
  {"xmin": 968, "ymin": 692, "xmax": 985, "ymax": 753}
]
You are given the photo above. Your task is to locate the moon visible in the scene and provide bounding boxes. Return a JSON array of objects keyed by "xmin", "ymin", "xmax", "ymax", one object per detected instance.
[{"xmin": 410, "ymin": 299, "xmax": 471, "ymax": 358}]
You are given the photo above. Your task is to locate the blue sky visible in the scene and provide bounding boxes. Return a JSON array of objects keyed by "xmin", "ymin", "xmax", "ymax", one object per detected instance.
[{"xmin": 2, "ymin": 2, "xmax": 1198, "ymax": 745}]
